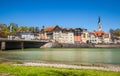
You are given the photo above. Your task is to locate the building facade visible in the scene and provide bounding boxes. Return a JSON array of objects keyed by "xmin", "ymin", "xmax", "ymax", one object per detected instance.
[
  {"xmin": 15, "ymin": 32, "xmax": 34, "ymax": 40},
  {"xmin": 81, "ymin": 29, "xmax": 90, "ymax": 43},
  {"xmin": 62, "ymin": 28, "xmax": 74, "ymax": 44},
  {"xmin": 74, "ymin": 28, "xmax": 82, "ymax": 43},
  {"xmin": 41, "ymin": 26, "xmax": 63, "ymax": 43}
]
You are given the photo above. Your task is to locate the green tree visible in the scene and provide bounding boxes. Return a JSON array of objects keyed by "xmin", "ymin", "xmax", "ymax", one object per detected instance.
[
  {"xmin": 8, "ymin": 23, "xmax": 18, "ymax": 34},
  {"xmin": 110, "ymin": 28, "xmax": 120, "ymax": 40},
  {"xmin": 114, "ymin": 29, "xmax": 120, "ymax": 36},
  {"xmin": 20, "ymin": 26, "xmax": 28, "ymax": 32},
  {"xmin": 0, "ymin": 24, "xmax": 9, "ymax": 37},
  {"xmin": 28, "ymin": 26, "xmax": 34, "ymax": 32}
]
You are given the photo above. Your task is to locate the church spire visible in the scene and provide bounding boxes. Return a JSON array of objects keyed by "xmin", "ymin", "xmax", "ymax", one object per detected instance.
[{"xmin": 98, "ymin": 16, "xmax": 102, "ymax": 30}]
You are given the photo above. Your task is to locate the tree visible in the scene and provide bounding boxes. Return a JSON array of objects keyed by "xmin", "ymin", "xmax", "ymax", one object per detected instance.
[
  {"xmin": 114, "ymin": 29, "xmax": 120, "ymax": 36},
  {"xmin": 8, "ymin": 23, "xmax": 18, "ymax": 34},
  {"xmin": 20, "ymin": 26, "xmax": 28, "ymax": 32},
  {"xmin": 0, "ymin": 24, "xmax": 5, "ymax": 37},
  {"xmin": 109, "ymin": 28, "xmax": 120, "ymax": 41},
  {"xmin": 34, "ymin": 27, "xmax": 39, "ymax": 33},
  {"xmin": 0, "ymin": 24, "xmax": 9, "ymax": 37},
  {"xmin": 28, "ymin": 26, "xmax": 34, "ymax": 32}
]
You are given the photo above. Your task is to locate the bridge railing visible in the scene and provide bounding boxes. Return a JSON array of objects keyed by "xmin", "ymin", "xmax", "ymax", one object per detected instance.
[{"xmin": 0, "ymin": 38, "xmax": 49, "ymax": 42}]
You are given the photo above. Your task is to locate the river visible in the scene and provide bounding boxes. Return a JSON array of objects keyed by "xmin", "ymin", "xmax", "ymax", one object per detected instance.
[{"xmin": 0, "ymin": 48, "xmax": 120, "ymax": 64}]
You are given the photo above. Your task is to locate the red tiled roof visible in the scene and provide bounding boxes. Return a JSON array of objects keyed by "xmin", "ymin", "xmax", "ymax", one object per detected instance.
[
  {"xmin": 45, "ymin": 26, "xmax": 56, "ymax": 32},
  {"xmin": 97, "ymin": 30, "xmax": 103, "ymax": 37},
  {"xmin": 92, "ymin": 29, "xmax": 109, "ymax": 38},
  {"xmin": 92, "ymin": 30, "xmax": 97, "ymax": 36}
]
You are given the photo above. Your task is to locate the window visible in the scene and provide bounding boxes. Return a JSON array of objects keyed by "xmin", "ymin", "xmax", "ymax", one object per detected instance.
[{"xmin": 83, "ymin": 33, "xmax": 86, "ymax": 38}]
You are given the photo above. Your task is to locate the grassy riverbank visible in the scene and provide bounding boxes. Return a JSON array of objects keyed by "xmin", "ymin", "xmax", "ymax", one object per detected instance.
[{"xmin": 0, "ymin": 64, "xmax": 120, "ymax": 76}]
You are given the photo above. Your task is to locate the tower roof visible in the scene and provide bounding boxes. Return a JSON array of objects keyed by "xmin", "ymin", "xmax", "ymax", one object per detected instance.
[{"xmin": 98, "ymin": 16, "xmax": 102, "ymax": 30}]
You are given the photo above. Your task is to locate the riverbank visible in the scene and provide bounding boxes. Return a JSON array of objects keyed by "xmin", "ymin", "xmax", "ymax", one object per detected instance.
[
  {"xmin": 41, "ymin": 42, "xmax": 120, "ymax": 48},
  {"xmin": 14, "ymin": 62, "xmax": 120, "ymax": 72},
  {"xmin": 1, "ymin": 60, "xmax": 120, "ymax": 72},
  {"xmin": 0, "ymin": 62, "xmax": 120, "ymax": 76}
]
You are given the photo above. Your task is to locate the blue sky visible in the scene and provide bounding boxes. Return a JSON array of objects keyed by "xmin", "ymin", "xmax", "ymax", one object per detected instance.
[{"xmin": 0, "ymin": 0, "xmax": 120, "ymax": 32}]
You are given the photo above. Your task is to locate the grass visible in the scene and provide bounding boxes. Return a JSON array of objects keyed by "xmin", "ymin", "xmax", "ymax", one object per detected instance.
[{"xmin": 0, "ymin": 64, "xmax": 120, "ymax": 76}]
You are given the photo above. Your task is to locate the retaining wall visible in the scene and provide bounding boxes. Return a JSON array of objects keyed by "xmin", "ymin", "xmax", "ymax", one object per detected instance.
[{"xmin": 95, "ymin": 44, "xmax": 120, "ymax": 48}]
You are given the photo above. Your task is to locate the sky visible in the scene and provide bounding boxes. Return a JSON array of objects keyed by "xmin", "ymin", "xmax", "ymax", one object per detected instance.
[{"xmin": 0, "ymin": 0, "xmax": 120, "ymax": 32}]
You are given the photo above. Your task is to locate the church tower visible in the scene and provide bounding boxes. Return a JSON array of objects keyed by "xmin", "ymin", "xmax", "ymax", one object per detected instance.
[{"xmin": 98, "ymin": 16, "xmax": 102, "ymax": 30}]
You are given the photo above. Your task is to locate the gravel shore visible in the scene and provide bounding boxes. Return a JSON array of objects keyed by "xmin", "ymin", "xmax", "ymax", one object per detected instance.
[{"xmin": 14, "ymin": 62, "xmax": 120, "ymax": 72}]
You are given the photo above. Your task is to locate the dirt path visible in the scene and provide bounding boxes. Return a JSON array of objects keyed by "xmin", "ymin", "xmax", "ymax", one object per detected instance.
[{"xmin": 0, "ymin": 73, "xmax": 14, "ymax": 76}]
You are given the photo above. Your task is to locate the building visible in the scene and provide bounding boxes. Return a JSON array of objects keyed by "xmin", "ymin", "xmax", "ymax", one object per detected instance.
[
  {"xmin": 112, "ymin": 36, "xmax": 120, "ymax": 44},
  {"xmin": 103, "ymin": 33, "xmax": 111, "ymax": 43},
  {"xmin": 89, "ymin": 30, "xmax": 102, "ymax": 44},
  {"xmin": 40, "ymin": 25, "xmax": 90, "ymax": 44},
  {"xmin": 15, "ymin": 31, "xmax": 34, "ymax": 40},
  {"xmin": 74, "ymin": 28, "xmax": 83, "ymax": 43},
  {"xmin": 62, "ymin": 28, "xmax": 74, "ymax": 44},
  {"xmin": 89, "ymin": 32, "xmax": 98, "ymax": 44},
  {"xmin": 41, "ymin": 26, "xmax": 76, "ymax": 44},
  {"xmin": 89, "ymin": 17, "xmax": 111, "ymax": 44},
  {"xmin": 40, "ymin": 26, "xmax": 47, "ymax": 40},
  {"xmin": 41, "ymin": 25, "xmax": 62, "ymax": 42},
  {"xmin": 90, "ymin": 30, "xmax": 110, "ymax": 44},
  {"xmin": 81, "ymin": 29, "xmax": 90, "ymax": 43}
]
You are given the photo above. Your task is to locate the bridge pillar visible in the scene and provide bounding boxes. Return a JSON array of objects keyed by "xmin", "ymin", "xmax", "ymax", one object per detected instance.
[{"xmin": 1, "ymin": 42, "xmax": 6, "ymax": 51}]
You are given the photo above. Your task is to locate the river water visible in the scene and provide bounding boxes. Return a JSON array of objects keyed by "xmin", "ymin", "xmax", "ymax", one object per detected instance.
[{"xmin": 0, "ymin": 48, "xmax": 120, "ymax": 64}]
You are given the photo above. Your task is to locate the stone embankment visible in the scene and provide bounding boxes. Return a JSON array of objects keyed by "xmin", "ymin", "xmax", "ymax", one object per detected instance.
[
  {"xmin": 95, "ymin": 44, "xmax": 120, "ymax": 48},
  {"xmin": 41, "ymin": 42, "xmax": 94, "ymax": 48},
  {"xmin": 41, "ymin": 42, "xmax": 120, "ymax": 48}
]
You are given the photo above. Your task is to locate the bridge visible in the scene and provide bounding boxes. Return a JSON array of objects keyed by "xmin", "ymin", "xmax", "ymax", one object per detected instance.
[{"xmin": 0, "ymin": 39, "xmax": 48, "ymax": 51}]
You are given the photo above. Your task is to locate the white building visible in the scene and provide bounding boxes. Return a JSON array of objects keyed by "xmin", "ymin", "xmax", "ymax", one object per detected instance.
[
  {"xmin": 62, "ymin": 28, "xmax": 74, "ymax": 44},
  {"xmin": 41, "ymin": 26, "xmax": 74, "ymax": 44},
  {"xmin": 89, "ymin": 30, "xmax": 111, "ymax": 44},
  {"xmin": 81, "ymin": 29, "xmax": 90, "ymax": 43},
  {"xmin": 16, "ymin": 32, "xmax": 34, "ymax": 40},
  {"xmin": 43, "ymin": 26, "xmax": 63, "ymax": 42},
  {"xmin": 89, "ymin": 33, "xmax": 98, "ymax": 44},
  {"xmin": 103, "ymin": 33, "xmax": 111, "ymax": 43}
]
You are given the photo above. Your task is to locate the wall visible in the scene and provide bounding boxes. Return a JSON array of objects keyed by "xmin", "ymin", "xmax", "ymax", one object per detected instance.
[
  {"xmin": 68, "ymin": 32, "xmax": 74, "ymax": 44},
  {"xmin": 74, "ymin": 36, "xmax": 82, "ymax": 42},
  {"xmin": 95, "ymin": 44, "xmax": 120, "ymax": 48}
]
